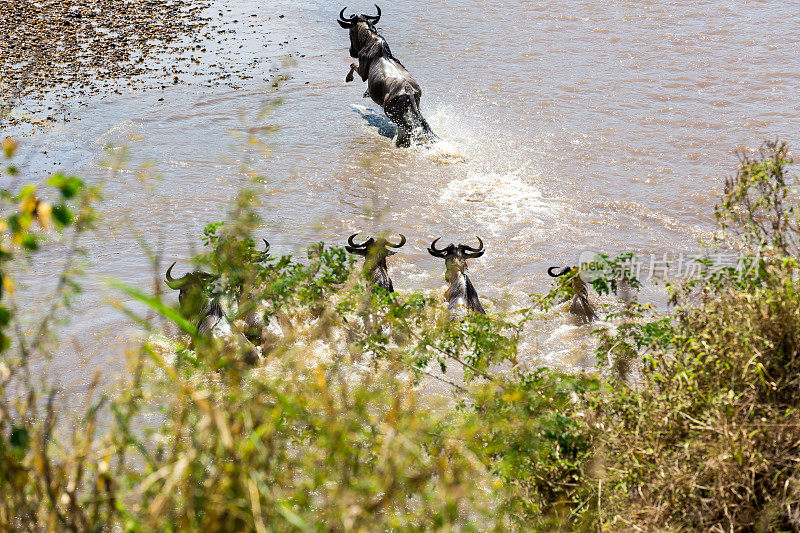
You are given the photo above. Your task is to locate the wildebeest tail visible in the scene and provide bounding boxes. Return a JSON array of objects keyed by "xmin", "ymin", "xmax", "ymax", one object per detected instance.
[{"xmin": 409, "ymin": 97, "xmax": 436, "ymax": 137}]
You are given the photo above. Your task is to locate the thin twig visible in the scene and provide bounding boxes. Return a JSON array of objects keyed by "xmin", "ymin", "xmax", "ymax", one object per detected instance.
[{"xmin": 420, "ymin": 369, "xmax": 468, "ymax": 393}]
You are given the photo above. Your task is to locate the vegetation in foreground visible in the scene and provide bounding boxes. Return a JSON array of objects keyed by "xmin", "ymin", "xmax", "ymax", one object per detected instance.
[{"xmin": 1, "ymin": 138, "xmax": 799, "ymax": 531}]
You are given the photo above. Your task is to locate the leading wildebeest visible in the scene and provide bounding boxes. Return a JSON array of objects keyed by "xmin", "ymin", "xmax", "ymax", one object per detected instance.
[
  {"xmin": 345, "ymin": 233, "xmax": 406, "ymax": 292},
  {"xmin": 548, "ymin": 266, "xmax": 597, "ymax": 324},
  {"xmin": 338, "ymin": 5, "xmax": 437, "ymax": 147},
  {"xmin": 428, "ymin": 237, "xmax": 486, "ymax": 315}
]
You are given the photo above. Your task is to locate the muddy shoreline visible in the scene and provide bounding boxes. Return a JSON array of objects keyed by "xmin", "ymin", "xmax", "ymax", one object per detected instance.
[
  {"xmin": 1, "ymin": 0, "xmax": 211, "ymax": 96},
  {"xmin": 0, "ymin": 0, "xmax": 278, "ymax": 127}
]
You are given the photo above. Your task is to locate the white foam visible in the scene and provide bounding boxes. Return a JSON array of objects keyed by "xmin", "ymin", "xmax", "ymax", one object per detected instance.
[{"xmin": 439, "ymin": 172, "xmax": 556, "ymax": 234}]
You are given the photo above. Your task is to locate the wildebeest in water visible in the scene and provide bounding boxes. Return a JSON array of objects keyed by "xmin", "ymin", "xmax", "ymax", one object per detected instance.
[
  {"xmin": 428, "ymin": 237, "xmax": 486, "ymax": 316},
  {"xmin": 338, "ymin": 5, "xmax": 437, "ymax": 147},
  {"xmin": 165, "ymin": 262, "xmax": 259, "ymax": 365},
  {"xmin": 547, "ymin": 266, "xmax": 597, "ymax": 324},
  {"xmin": 345, "ymin": 233, "xmax": 406, "ymax": 292}
]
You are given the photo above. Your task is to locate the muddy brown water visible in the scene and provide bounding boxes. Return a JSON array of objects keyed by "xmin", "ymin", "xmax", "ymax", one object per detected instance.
[{"xmin": 4, "ymin": 0, "xmax": 799, "ymax": 395}]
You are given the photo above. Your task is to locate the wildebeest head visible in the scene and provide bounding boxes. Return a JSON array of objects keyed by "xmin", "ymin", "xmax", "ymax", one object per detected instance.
[
  {"xmin": 428, "ymin": 237, "xmax": 486, "ymax": 314},
  {"xmin": 428, "ymin": 237, "xmax": 484, "ymax": 279},
  {"xmin": 165, "ymin": 262, "xmax": 220, "ymax": 321},
  {"xmin": 345, "ymin": 232, "xmax": 405, "ymax": 292},
  {"xmin": 166, "ymin": 262, "xmax": 260, "ymax": 365},
  {"xmin": 547, "ymin": 265, "xmax": 597, "ymax": 324},
  {"xmin": 548, "ymin": 265, "xmax": 585, "ymax": 294},
  {"xmin": 338, "ymin": 5, "xmax": 382, "ymax": 58}
]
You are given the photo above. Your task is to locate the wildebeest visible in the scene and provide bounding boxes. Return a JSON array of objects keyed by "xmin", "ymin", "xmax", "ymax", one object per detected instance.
[
  {"xmin": 338, "ymin": 5, "xmax": 437, "ymax": 147},
  {"xmin": 165, "ymin": 262, "xmax": 221, "ymax": 334},
  {"xmin": 237, "ymin": 240, "xmax": 282, "ymax": 340},
  {"xmin": 165, "ymin": 262, "xmax": 259, "ymax": 365},
  {"xmin": 428, "ymin": 237, "xmax": 486, "ymax": 315},
  {"xmin": 547, "ymin": 266, "xmax": 597, "ymax": 324},
  {"xmin": 345, "ymin": 233, "xmax": 406, "ymax": 292}
]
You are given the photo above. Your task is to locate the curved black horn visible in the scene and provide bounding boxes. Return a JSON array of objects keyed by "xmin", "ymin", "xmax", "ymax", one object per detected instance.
[
  {"xmin": 165, "ymin": 262, "xmax": 177, "ymax": 282},
  {"xmin": 338, "ymin": 7, "xmax": 357, "ymax": 27},
  {"xmin": 461, "ymin": 236, "xmax": 484, "ymax": 254},
  {"xmin": 428, "ymin": 238, "xmax": 448, "ymax": 258},
  {"xmin": 387, "ymin": 233, "xmax": 406, "ymax": 248},
  {"xmin": 165, "ymin": 262, "xmax": 190, "ymax": 290},
  {"xmin": 365, "ymin": 4, "xmax": 381, "ymax": 22},
  {"xmin": 547, "ymin": 266, "xmax": 573, "ymax": 278},
  {"xmin": 256, "ymin": 239, "xmax": 270, "ymax": 261},
  {"xmin": 347, "ymin": 233, "xmax": 370, "ymax": 248}
]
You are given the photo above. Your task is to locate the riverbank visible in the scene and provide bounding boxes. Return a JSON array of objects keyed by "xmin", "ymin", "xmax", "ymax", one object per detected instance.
[{"xmin": 0, "ymin": 0, "xmax": 218, "ymax": 124}]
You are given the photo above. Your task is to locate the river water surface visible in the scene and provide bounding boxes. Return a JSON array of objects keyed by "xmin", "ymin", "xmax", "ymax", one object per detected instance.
[{"xmin": 6, "ymin": 0, "xmax": 800, "ymax": 394}]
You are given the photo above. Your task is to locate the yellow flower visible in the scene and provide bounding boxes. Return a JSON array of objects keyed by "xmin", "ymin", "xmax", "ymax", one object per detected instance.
[
  {"xmin": 36, "ymin": 201, "xmax": 52, "ymax": 229},
  {"xmin": 2, "ymin": 138, "xmax": 18, "ymax": 159},
  {"xmin": 2, "ymin": 275, "xmax": 14, "ymax": 295}
]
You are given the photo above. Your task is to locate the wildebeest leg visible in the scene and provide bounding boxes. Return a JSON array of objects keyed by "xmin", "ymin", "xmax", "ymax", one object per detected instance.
[
  {"xmin": 345, "ymin": 62, "xmax": 358, "ymax": 83},
  {"xmin": 395, "ymin": 123, "xmax": 411, "ymax": 147},
  {"xmin": 385, "ymin": 96, "xmax": 413, "ymax": 147}
]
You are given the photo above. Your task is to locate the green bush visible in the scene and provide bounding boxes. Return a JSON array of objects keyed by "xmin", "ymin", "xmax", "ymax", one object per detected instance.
[{"xmin": 592, "ymin": 141, "xmax": 800, "ymax": 531}]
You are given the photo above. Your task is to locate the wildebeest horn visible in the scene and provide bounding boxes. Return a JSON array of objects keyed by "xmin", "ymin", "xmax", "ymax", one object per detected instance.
[
  {"xmin": 347, "ymin": 233, "xmax": 371, "ymax": 248},
  {"xmin": 165, "ymin": 262, "xmax": 190, "ymax": 290},
  {"xmin": 428, "ymin": 237, "xmax": 449, "ymax": 258},
  {"xmin": 338, "ymin": 7, "xmax": 357, "ymax": 27},
  {"xmin": 461, "ymin": 236, "xmax": 484, "ymax": 258},
  {"xmin": 387, "ymin": 234, "xmax": 406, "ymax": 248},
  {"xmin": 461, "ymin": 236, "xmax": 484, "ymax": 253},
  {"xmin": 548, "ymin": 266, "xmax": 573, "ymax": 277},
  {"xmin": 364, "ymin": 4, "xmax": 381, "ymax": 22},
  {"xmin": 257, "ymin": 239, "xmax": 270, "ymax": 261}
]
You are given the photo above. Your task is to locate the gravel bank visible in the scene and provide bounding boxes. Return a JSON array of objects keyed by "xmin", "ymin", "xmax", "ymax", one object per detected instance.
[{"xmin": 1, "ymin": 0, "xmax": 212, "ymax": 123}]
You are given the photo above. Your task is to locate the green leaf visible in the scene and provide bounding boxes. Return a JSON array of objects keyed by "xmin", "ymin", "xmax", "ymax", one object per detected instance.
[
  {"xmin": 21, "ymin": 234, "xmax": 37, "ymax": 251},
  {"xmin": 10, "ymin": 426, "xmax": 30, "ymax": 450},
  {"xmin": 275, "ymin": 502, "xmax": 312, "ymax": 532},
  {"xmin": 105, "ymin": 277, "xmax": 198, "ymax": 337},
  {"xmin": 48, "ymin": 174, "xmax": 84, "ymax": 199},
  {"xmin": 0, "ymin": 306, "xmax": 11, "ymax": 327},
  {"xmin": 52, "ymin": 203, "xmax": 74, "ymax": 228},
  {"xmin": 18, "ymin": 184, "xmax": 35, "ymax": 199}
]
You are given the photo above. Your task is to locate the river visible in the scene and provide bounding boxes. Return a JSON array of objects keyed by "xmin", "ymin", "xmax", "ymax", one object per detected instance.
[{"xmin": 5, "ymin": 0, "xmax": 799, "ymax": 394}]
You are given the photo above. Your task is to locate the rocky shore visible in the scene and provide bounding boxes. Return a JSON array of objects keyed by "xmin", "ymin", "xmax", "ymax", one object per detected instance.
[{"xmin": 1, "ymin": 0, "xmax": 212, "ymax": 123}]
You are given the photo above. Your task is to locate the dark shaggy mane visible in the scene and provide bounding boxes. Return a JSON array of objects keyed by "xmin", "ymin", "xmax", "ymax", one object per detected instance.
[
  {"xmin": 464, "ymin": 275, "xmax": 485, "ymax": 314},
  {"xmin": 355, "ymin": 23, "xmax": 403, "ymax": 69}
]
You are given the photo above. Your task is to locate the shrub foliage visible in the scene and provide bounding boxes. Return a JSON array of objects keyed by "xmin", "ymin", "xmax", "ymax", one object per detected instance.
[{"xmin": 1, "ymin": 138, "xmax": 799, "ymax": 531}]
